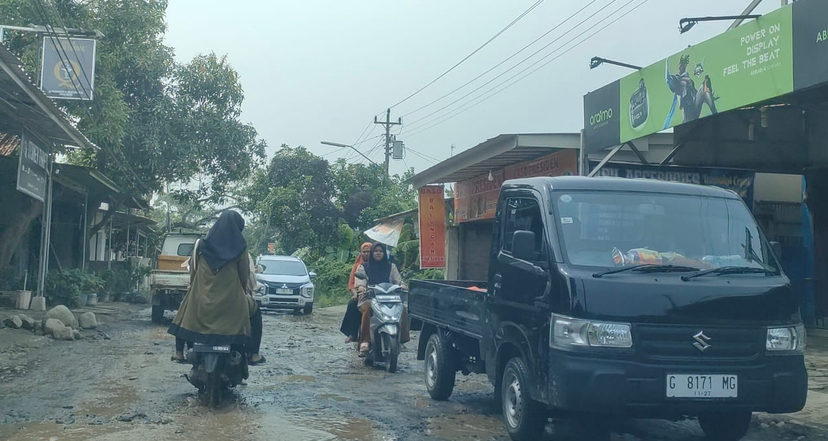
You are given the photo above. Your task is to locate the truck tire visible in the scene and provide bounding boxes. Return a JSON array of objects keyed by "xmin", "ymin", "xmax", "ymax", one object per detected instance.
[
  {"xmin": 151, "ymin": 304, "xmax": 164, "ymax": 323},
  {"xmin": 303, "ymin": 303, "xmax": 314, "ymax": 314},
  {"xmin": 501, "ymin": 357, "xmax": 547, "ymax": 441},
  {"xmin": 698, "ymin": 411, "xmax": 752, "ymax": 441},
  {"xmin": 424, "ymin": 332, "xmax": 456, "ymax": 400}
]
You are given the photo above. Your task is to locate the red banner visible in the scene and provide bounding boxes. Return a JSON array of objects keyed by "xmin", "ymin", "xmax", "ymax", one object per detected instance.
[{"xmin": 418, "ymin": 185, "xmax": 447, "ymax": 268}]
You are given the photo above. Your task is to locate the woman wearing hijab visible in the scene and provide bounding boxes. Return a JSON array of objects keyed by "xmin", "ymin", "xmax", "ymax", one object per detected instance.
[
  {"xmin": 354, "ymin": 243, "xmax": 410, "ymax": 355},
  {"xmin": 340, "ymin": 242, "xmax": 373, "ymax": 342},
  {"xmin": 168, "ymin": 210, "xmax": 265, "ymax": 365}
]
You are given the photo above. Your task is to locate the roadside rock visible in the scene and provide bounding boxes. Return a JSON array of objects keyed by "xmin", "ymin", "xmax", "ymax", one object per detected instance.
[
  {"xmin": 46, "ymin": 305, "xmax": 77, "ymax": 328},
  {"xmin": 18, "ymin": 314, "xmax": 37, "ymax": 330},
  {"xmin": 53, "ymin": 325, "xmax": 75, "ymax": 341},
  {"xmin": 3, "ymin": 315, "xmax": 22, "ymax": 329},
  {"xmin": 117, "ymin": 411, "xmax": 146, "ymax": 422},
  {"xmin": 78, "ymin": 312, "xmax": 97, "ymax": 329},
  {"xmin": 44, "ymin": 318, "xmax": 66, "ymax": 336},
  {"xmin": 72, "ymin": 329, "xmax": 82, "ymax": 340}
]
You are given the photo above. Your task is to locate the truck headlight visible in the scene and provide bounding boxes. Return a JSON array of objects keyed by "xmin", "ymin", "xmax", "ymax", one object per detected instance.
[
  {"xmin": 300, "ymin": 285, "xmax": 314, "ymax": 298},
  {"xmin": 551, "ymin": 314, "xmax": 633, "ymax": 349},
  {"xmin": 766, "ymin": 325, "xmax": 805, "ymax": 353}
]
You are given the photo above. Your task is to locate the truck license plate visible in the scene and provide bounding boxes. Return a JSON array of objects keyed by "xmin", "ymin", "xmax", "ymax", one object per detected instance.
[
  {"xmin": 276, "ymin": 288, "xmax": 293, "ymax": 294},
  {"xmin": 666, "ymin": 374, "xmax": 738, "ymax": 398}
]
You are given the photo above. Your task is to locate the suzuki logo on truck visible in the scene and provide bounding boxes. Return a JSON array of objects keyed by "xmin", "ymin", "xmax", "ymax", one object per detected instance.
[{"xmin": 693, "ymin": 331, "xmax": 712, "ymax": 352}]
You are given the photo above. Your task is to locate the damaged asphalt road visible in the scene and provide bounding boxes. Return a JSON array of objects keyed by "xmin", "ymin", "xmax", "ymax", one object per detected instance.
[{"xmin": 1, "ymin": 304, "xmax": 827, "ymax": 441}]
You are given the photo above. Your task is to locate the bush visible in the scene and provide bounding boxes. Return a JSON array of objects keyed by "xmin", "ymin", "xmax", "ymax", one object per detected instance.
[
  {"xmin": 101, "ymin": 269, "xmax": 132, "ymax": 294},
  {"xmin": 309, "ymin": 259, "xmax": 353, "ymax": 308},
  {"xmin": 45, "ymin": 270, "xmax": 83, "ymax": 308}
]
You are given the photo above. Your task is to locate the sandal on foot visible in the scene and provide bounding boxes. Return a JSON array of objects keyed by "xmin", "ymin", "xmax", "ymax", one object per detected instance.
[
  {"xmin": 249, "ymin": 355, "xmax": 267, "ymax": 366},
  {"xmin": 170, "ymin": 355, "xmax": 186, "ymax": 364}
]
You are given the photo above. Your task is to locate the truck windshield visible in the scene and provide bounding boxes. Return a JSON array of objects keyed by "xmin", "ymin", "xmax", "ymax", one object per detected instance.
[
  {"xmin": 259, "ymin": 260, "xmax": 308, "ymax": 277},
  {"xmin": 553, "ymin": 191, "xmax": 779, "ymax": 273}
]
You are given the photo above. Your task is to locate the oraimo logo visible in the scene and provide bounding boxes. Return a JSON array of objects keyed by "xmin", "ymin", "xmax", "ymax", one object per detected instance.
[{"xmin": 589, "ymin": 108, "xmax": 613, "ymax": 127}]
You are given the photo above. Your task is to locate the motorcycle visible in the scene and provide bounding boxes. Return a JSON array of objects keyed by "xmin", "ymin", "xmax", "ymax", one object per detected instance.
[
  {"xmin": 359, "ymin": 282, "xmax": 406, "ymax": 373},
  {"xmin": 184, "ymin": 343, "xmax": 248, "ymax": 407}
]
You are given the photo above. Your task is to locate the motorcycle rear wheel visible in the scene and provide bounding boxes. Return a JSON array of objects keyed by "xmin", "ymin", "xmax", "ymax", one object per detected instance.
[{"xmin": 207, "ymin": 373, "xmax": 222, "ymax": 408}]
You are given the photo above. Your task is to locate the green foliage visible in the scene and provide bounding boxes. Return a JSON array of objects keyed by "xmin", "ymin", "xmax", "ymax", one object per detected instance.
[
  {"xmin": 0, "ymin": 1, "xmax": 266, "ymax": 202},
  {"xmin": 308, "ymin": 259, "xmax": 353, "ymax": 308},
  {"xmin": 100, "ymin": 269, "xmax": 131, "ymax": 294},
  {"xmin": 44, "ymin": 269, "xmax": 103, "ymax": 308}
]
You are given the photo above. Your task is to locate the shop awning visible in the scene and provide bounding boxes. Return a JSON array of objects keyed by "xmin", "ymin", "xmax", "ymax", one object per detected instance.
[{"xmin": 408, "ymin": 133, "xmax": 580, "ymax": 188}]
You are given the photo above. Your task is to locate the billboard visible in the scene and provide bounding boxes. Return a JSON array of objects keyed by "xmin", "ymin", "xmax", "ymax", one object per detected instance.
[
  {"xmin": 418, "ymin": 185, "xmax": 447, "ymax": 268},
  {"xmin": 40, "ymin": 37, "xmax": 96, "ymax": 100},
  {"xmin": 583, "ymin": 0, "xmax": 828, "ymax": 151}
]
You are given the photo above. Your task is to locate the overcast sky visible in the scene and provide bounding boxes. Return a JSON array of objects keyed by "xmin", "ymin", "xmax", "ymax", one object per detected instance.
[{"xmin": 163, "ymin": 0, "xmax": 782, "ymax": 177}]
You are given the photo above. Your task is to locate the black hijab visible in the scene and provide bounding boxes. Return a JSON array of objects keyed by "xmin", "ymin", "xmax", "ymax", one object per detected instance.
[
  {"xmin": 364, "ymin": 243, "xmax": 392, "ymax": 284},
  {"xmin": 199, "ymin": 210, "xmax": 247, "ymax": 273}
]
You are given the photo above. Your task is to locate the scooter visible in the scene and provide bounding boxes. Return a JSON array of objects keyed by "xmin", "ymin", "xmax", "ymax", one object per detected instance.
[
  {"xmin": 360, "ymin": 282, "xmax": 406, "ymax": 373},
  {"xmin": 184, "ymin": 343, "xmax": 248, "ymax": 407}
]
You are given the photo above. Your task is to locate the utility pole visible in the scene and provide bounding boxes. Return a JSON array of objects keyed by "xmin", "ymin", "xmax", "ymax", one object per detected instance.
[{"xmin": 374, "ymin": 108, "xmax": 401, "ymax": 176}]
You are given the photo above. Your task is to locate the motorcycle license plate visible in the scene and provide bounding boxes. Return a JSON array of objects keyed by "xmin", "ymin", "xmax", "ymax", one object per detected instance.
[{"xmin": 666, "ymin": 374, "xmax": 737, "ymax": 398}]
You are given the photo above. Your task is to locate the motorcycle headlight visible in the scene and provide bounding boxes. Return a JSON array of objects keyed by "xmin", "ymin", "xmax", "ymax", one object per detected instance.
[
  {"xmin": 766, "ymin": 325, "xmax": 805, "ymax": 353},
  {"xmin": 300, "ymin": 285, "xmax": 314, "ymax": 298},
  {"xmin": 377, "ymin": 303, "xmax": 403, "ymax": 322},
  {"xmin": 551, "ymin": 314, "xmax": 633, "ymax": 350}
]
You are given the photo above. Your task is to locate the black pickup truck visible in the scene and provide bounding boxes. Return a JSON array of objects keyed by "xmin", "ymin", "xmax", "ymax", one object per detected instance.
[{"xmin": 409, "ymin": 176, "xmax": 807, "ymax": 441}]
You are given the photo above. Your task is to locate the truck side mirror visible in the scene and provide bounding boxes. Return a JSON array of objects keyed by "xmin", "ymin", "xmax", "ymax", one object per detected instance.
[
  {"xmin": 769, "ymin": 241, "xmax": 782, "ymax": 260},
  {"xmin": 512, "ymin": 230, "xmax": 537, "ymax": 262}
]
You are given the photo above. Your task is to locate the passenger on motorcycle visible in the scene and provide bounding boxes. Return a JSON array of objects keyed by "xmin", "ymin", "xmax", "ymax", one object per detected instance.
[
  {"xmin": 354, "ymin": 243, "xmax": 410, "ymax": 356},
  {"xmin": 340, "ymin": 242, "xmax": 372, "ymax": 343},
  {"xmin": 168, "ymin": 210, "xmax": 265, "ymax": 366}
]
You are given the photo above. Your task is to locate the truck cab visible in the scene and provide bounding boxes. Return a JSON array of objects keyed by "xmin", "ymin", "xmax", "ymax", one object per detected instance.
[
  {"xmin": 150, "ymin": 232, "xmax": 201, "ymax": 323},
  {"xmin": 409, "ymin": 176, "xmax": 807, "ymax": 441}
]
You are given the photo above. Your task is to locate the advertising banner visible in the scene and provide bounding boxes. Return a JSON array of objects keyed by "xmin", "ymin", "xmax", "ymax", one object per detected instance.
[
  {"xmin": 364, "ymin": 218, "xmax": 406, "ymax": 248},
  {"xmin": 40, "ymin": 37, "xmax": 96, "ymax": 100},
  {"xmin": 589, "ymin": 162, "xmax": 755, "ymax": 207},
  {"xmin": 418, "ymin": 185, "xmax": 447, "ymax": 268},
  {"xmin": 583, "ymin": 0, "xmax": 828, "ymax": 152},
  {"xmin": 16, "ymin": 131, "xmax": 49, "ymax": 202}
]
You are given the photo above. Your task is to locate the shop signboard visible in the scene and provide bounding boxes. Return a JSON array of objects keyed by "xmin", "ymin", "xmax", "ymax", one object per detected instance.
[
  {"xmin": 40, "ymin": 37, "xmax": 96, "ymax": 100},
  {"xmin": 16, "ymin": 131, "xmax": 49, "ymax": 202},
  {"xmin": 418, "ymin": 185, "xmax": 447, "ymax": 268}
]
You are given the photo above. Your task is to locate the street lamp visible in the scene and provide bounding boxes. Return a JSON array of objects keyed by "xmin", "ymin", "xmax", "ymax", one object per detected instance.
[
  {"xmin": 679, "ymin": 15, "xmax": 761, "ymax": 34},
  {"xmin": 320, "ymin": 141, "xmax": 379, "ymax": 166},
  {"xmin": 590, "ymin": 57, "xmax": 642, "ymax": 71}
]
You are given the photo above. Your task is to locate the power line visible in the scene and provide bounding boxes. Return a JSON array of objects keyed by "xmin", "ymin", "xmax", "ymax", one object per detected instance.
[
  {"xmin": 399, "ymin": 0, "xmax": 601, "ymax": 119},
  {"xmin": 387, "ymin": 0, "xmax": 545, "ymax": 110},
  {"xmin": 403, "ymin": 0, "xmax": 623, "ymax": 130},
  {"xmin": 403, "ymin": 0, "xmax": 649, "ymax": 140}
]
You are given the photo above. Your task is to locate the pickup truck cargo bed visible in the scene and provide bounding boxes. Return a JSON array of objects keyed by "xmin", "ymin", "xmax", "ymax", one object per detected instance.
[{"xmin": 409, "ymin": 280, "xmax": 487, "ymax": 339}]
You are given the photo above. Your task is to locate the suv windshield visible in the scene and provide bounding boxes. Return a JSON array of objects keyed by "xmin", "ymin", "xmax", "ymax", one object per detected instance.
[
  {"xmin": 259, "ymin": 260, "xmax": 308, "ymax": 277},
  {"xmin": 553, "ymin": 191, "xmax": 779, "ymax": 273}
]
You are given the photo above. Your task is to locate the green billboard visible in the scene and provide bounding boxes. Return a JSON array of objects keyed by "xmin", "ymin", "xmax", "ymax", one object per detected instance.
[
  {"xmin": 583, "ymin": 0, "xmax": 828, "ymax": 152},
  {"xmin": 619, "ymin": 6, "xmax": 793, "ymax": 144}
]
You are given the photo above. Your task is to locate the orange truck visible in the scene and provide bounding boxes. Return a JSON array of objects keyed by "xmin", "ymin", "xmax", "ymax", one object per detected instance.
[{"xmin": 150, "ymin": 233, "xmax": 201, "ymax": 323}]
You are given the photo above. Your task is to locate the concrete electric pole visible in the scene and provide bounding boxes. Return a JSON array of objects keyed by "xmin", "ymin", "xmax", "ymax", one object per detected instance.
[{"xmin": 374, "ymin": 108, "xmax": 402, "ymax": 176}]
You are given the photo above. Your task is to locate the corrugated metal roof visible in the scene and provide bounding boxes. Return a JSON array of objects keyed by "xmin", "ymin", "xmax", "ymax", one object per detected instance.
[
  {"xmin": 0, "ymin": 132, "xmax": 19, "ymax": 156},
  {"xmin": 409, "ymin": 133, "xmax": 581, "ymax": 188}
]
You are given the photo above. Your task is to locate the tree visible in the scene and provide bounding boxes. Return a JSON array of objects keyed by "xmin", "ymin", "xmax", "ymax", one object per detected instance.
[{"xmin": 0, "ymin": 1, "xmax": 266, "ymax": 268}]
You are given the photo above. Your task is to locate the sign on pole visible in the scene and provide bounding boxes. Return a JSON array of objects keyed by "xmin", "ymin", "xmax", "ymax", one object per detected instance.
[
  {"xmin": 40, "ymin": 37, "xmax": 96, "ymax": 100},
  {"xmin": 418, "ymin": 185, "xmax": 447, "ymax": 268},
  {"xmin": 17, "ymin": 132, "xmax": 49, "ymax": 202}
]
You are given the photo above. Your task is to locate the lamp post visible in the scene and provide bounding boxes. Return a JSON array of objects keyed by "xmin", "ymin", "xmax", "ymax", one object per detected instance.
[{"xmin": 320, "ymin": 141, "xmax": 379, "ymax": 167}]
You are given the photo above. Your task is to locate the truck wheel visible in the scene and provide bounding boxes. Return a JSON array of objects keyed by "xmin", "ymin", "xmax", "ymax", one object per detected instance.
[
  {"xmin": 501, "ymin": 357, "xmax": 547, "ymax": 441},
  {"xmin": 151, "ymin": 305, "xmax": 164, "ymax": 323},
  {"xmin": 303, "ymin": 303, "xmax": 314, "ymax": 314},
  {"xmin": 698, "ymin": 411, "xmax": 752, "ymax": 441},
  {"xmin": 424, "ymin": 332, "xmax": 456, "ymax": 400}
]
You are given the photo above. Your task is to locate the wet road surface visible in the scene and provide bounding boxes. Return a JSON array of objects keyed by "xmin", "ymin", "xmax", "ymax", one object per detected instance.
[{"xmin": 1, "ymin": 304, "xmax": 826, "ymax": 440}]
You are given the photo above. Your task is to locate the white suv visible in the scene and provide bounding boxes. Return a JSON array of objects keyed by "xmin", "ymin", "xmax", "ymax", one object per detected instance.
[{"xmin": 254, "ymin": 255, "xmax": 315, "ymax": 314}]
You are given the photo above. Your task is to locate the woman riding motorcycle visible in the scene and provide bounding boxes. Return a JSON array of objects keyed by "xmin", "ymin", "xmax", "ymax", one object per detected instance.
[
  {"xmin": 354, "ymin": 243, "xmax": 410, "ymax": 356},
  {"xmin": 340, "ymin": 242, "xmax": 373, "ymax": 343},
  {"xmin": 168, "ymin": 210, "xmax": 265, "ymax": 365}
]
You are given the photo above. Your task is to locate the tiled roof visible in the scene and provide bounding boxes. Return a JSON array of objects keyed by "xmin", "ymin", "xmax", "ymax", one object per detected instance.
[{"xmin": 0, "ymin": 132, "xmax": 19, "ymax": 156}]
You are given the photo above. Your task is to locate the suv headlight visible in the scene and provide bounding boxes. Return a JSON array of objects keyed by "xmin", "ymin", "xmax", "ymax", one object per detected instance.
[
  {"xmin": 766, "ymin": 325, "xmax": 805, "ymax": 353},
  {"xmin": 551, "ymin": 314, "xmax": 633, "ymax": 349},
  {"xmin": 300, "ymin": 285, "xmax": 314, "ymax": 298}
]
